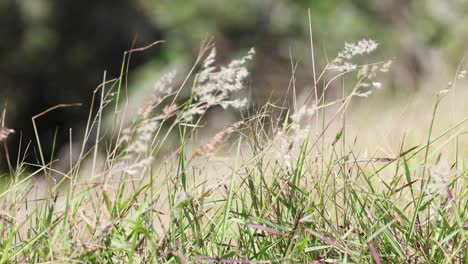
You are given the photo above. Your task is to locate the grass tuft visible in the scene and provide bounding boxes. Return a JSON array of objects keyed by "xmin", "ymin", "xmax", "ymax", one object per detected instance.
[{"xmin": 0, "ymin": 36, "xmax": 466, "ymax": 263}]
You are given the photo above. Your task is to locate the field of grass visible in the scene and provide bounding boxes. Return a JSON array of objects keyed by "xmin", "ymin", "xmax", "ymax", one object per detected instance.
[{"xmin": 0, "ymin": 36, "xmax": 466, "ymax": 263}]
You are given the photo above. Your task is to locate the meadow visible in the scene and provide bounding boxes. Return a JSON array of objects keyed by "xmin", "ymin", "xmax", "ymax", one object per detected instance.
[{"xmin": 0, "ymin": 34, "xmax": 466, "ymax": 263}]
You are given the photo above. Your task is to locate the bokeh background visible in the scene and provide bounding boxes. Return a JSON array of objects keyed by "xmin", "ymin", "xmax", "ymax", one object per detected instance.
[{"xmin": 1, "ymin": 0, "xmax": 467, "ymax": 168}]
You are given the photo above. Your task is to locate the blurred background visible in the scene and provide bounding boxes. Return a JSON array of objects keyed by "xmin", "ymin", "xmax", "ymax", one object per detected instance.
[{"xmin": 0, "ymin": 0, "xmax": 467, "ymax": 169}]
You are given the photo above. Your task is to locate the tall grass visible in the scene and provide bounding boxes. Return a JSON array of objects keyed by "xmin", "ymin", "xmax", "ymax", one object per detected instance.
[{"xmin": 0, "ymin": 36, "xmax": 466, "ymax": 264}]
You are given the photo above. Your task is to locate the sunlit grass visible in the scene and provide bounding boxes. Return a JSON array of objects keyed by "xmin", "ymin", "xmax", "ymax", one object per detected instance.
[{"xmin": 0, "ymin": 37, "xmax": 466, "ymax": 263}]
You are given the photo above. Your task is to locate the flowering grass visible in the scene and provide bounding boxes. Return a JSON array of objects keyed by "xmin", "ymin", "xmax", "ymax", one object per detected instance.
[{"xmin": 0, "ymin": 36, "xmax": 466, "ymax": 264}]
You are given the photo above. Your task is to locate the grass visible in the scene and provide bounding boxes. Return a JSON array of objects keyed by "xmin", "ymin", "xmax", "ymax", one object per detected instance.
[{"xmin": 0, "ymin": 36, "xmax": 466, "ymax": 264}]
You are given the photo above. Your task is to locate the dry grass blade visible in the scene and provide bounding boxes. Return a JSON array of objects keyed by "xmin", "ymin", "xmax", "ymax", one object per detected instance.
[
  {"xmin": 368, "ymin": 243, "xmax": 382, "ymax": 264},
  {"xmin": 196, "ymin": 256, "xmax": 270, "ymax": 263}
]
